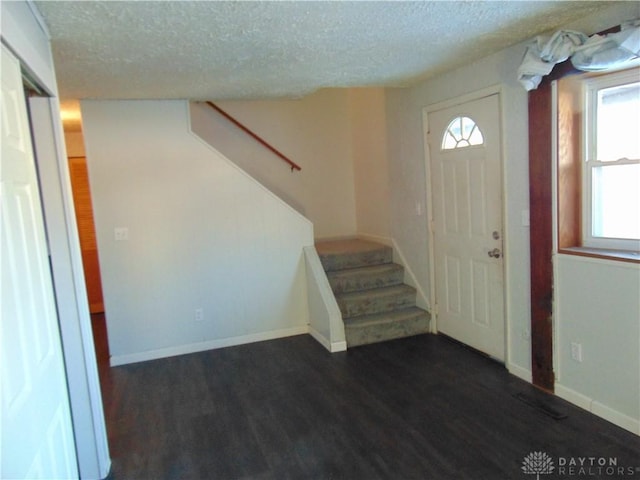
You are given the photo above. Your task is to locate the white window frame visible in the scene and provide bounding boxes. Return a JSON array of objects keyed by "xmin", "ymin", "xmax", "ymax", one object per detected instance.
[{"xmin": 582, "ymin": 68, "xmax": 640, "ymax": 252}]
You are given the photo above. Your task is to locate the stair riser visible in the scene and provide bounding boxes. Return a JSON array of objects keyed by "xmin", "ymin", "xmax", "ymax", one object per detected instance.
[
  {"xmin": 338, "ymin": 291, "xmax": 416, "ymax": 318},
  {"xmin": 320, "ymin": 248, "xmax": 392, "ymax": 272},
  {"xmin": 328, "ymin": 269, "xmax": 404, "ymax": 294},
  {"xmin": 346, "ymin": 313, "xmax": 430, "ymax": 347},
  {"xmin": 317, "ymin": 239, "xmax": 431, "ymax": 348}
]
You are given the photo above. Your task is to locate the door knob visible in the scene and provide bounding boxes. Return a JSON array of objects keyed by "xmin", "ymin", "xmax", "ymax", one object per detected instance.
[{"xmin": 488, "ymin": 248, "xmax": 501, "ymax": 258}]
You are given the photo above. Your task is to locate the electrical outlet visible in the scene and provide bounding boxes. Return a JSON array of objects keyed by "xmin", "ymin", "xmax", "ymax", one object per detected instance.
[
  {"xmin": 114, "ymin": 227, "xmax": 129, "ymax": 241},
  {"xmin": 570, "ymin": 342, "xmax": 582, "ymax": 362},
  {"xmin": 194, "ymin": 308, "xmax": 204, "ymax": 322}
]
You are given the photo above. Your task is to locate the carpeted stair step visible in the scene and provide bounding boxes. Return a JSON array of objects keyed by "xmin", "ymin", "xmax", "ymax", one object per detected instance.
[
  {"xmin": 315, "ymin": 237, "xmax": 431, "ymax": 348},
  {"xmin": 316, "ymin": 239, "xmax": 392, "ymax": 272},
  {"xmin": 344, "ymin": 307, "xmax": 430, "ymax": 347},
  {"xmin": 327, "ymin": 263, "xmax": 405, "ymax": 294},
  {"xmin": 336, "ymin": 284, "xmax": 417, "ymax": 319}
]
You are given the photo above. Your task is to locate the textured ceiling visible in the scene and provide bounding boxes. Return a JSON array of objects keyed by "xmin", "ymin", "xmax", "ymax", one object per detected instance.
[{"xmin": 36, "ymin": 1, "xmax": 624, "ymax": 101}]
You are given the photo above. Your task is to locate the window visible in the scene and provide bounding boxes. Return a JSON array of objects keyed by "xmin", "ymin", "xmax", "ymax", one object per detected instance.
[
  {"xmin": 441, "ymin": 116, "xmax": 484, "ymax": 150},
  {"xmin": 583, "ymin": 69, "xmax": 640, "ymax": 251}
]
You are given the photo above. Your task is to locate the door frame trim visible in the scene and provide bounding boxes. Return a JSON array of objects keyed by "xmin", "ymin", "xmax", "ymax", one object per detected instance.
[
  {"xmin": 29, "ymin": 96, "xmax": 112, "ymax": 478},
  {"xmin": 422, "ymin": 84, "xmax": 508, "ymax": 360}
]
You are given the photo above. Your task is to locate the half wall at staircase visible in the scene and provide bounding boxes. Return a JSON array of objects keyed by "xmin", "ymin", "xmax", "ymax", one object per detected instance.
[
  {"xmin": 81, "ymin": 100, "xmax": 314, "ymax": 365},
  {"xmin": 189, "ymin": 89, "xmax": 359, "ymax": 239}
]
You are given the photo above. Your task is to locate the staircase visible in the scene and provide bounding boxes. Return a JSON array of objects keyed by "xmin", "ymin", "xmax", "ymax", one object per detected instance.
[{"xmin": 316, "ymin": 238, "xmax": 430, "ymax": 347}]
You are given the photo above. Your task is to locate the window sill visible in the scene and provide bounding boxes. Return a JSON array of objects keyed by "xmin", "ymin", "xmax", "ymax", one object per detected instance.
[{"xmin": 558, "ymin": 246, "xmax": 640, "ymax": 264}]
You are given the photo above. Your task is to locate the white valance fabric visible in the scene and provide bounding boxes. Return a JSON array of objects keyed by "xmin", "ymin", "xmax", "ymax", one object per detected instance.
[{"xmin": 518, "ymin": 19, "xmax": 640, "ymax": 91}]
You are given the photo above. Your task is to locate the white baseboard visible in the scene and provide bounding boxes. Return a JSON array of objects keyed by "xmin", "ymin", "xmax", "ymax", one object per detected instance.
[
  {"xmin": 357, "ymin": 232, "xmax": 393, "ymax": 247},
  {"xmin": 110, "ymin": 325, "xmax": 310, "ymax": 366},
  {"xmin": 314, "ymin": 233, "xmax": 359, "ymax": 242},
  {"xmin": 391, "ymin": 239, "xmax": 431, "ymax": 314},
  {"xmin": 555, "ymin": 384, "xmax": 593, "ymax": 411},
  {"xmin": 592, "ymin": 401, "xmax": 640, "ymax": 436},
  {"xmin": 556, "ymin": 383, "xmax": 639, "ymax": 435},
  {"xmin": 309, "ymin": 326, "xmax": 347, "ymax": 353},
  {"xmin": 507, "ymin": 363, "xmax": 532, "ymax": 383}
]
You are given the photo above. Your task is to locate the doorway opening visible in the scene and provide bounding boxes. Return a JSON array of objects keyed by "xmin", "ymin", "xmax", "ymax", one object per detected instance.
[{"xmin": 60, "ymin": 101, "xmax": 111, "ymax": 377}]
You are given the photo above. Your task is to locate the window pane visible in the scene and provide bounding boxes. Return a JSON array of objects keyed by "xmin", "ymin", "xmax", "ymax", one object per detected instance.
[
  {"xmin": 441, "ymin": 116, "xmax": 484, "ymax": 150},
  {"xmin": 592, "ymin": 163, "xmax": 640, "ymax": 239},
  {"xmin": 597, "ymin": 82, "xmax": 640, "ymax": 161},
  {"xmin": 469, "ymin": 127, "xmax": 484, "ymax": 146},
  {"xmin": 450, "ymin": 118, "xmax": 462, "ymax": 139},
  {"xmin": 461, "ymin": 117, "xmax": 475, "ymax": 138},
  {"xmin": 443, "ymin": 132, "xmax": 457, "ymax": 150}
]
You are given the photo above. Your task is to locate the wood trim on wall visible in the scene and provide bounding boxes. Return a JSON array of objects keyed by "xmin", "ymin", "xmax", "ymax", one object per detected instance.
[
  {"xmin": 528, "ymin": 81, "xmax": 555, "ymax": 392},
  {"xmin": 557, "ymin": 78, "xmax": 582, "ymax": 250},
  {"xmin": 527, "ymin": 23, "xmax": 622, "ymax": 392},
  {"xmin": 68, "ymin": 156, "xmax": 104, "ymax": 314}
]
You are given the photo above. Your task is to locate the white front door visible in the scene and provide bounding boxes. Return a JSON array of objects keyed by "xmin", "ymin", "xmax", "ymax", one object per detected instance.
[
  {"xmin": 428, "ymin": 93, "xmax": 505, "ymax": 360},
  {"xmin": 1, "ymin": 45, "xmax": 78, "ymax": 479}
]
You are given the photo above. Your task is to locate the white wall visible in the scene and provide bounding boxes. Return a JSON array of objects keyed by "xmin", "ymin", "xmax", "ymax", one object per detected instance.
[
  {"xmin": 81, "ymin": 100, "xmax": 314, "ymax": 365},
  {"xmin": 385, "ymin": 3, "xmax": 640, "ymax": 430},
  {"xmin": 349, "ymin": 88, "xmax": 391, "ymax": 240},
  {"xmin": 190, "ymin": 89, "xmax": 357, "ymax": 239},
  {"xmin": 555, "ymin": 255, "xmax": 640, "ymax": 434}
]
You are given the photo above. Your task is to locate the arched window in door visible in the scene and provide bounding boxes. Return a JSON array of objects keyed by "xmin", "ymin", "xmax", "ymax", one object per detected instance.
[{"xmin": 442, "ymin": 116, "xmax": 484, "ymax": 150}]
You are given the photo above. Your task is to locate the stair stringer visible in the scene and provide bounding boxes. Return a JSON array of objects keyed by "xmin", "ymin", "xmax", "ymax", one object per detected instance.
[{"xmin": 303, "ymin": 246, "xmax": 347, "ymax": 353}]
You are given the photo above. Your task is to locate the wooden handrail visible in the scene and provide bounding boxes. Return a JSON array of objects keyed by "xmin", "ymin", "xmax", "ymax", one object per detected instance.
[{"xmin": 204, "ymin": 101, "xmax": 301, "ymax": 172}]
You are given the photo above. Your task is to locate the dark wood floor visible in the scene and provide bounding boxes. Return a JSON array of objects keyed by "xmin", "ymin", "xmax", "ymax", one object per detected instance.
[{"xmin": 92, "ymin": 314, "xmax": 639, "ymax": 479}]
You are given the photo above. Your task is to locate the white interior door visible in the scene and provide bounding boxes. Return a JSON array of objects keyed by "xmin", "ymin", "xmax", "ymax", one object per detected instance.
[
  {"xmin": 1, "ymin": 45, "xmax": 78, "ymax": 479},
  {"xmin": 428, "ymin": 94, "xmax": 505, "ymax": 360}
]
